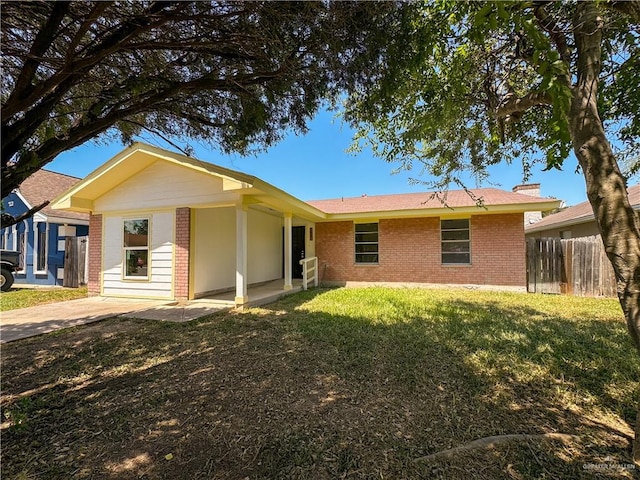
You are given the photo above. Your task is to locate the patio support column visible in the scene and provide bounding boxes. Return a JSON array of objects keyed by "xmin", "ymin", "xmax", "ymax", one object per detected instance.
[
  {"xmin": 284, "ymin": 213, "xmax": 293, "ymax": 290},
  {"xmin": 235, "ymin": 204, "xmax": 249, "ymax": 306}
]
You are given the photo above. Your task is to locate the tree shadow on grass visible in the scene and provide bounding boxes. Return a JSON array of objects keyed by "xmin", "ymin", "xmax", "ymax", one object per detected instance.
[{"xmin": 0, "ymin": 287, "xmax": 637, "ymax": 479}]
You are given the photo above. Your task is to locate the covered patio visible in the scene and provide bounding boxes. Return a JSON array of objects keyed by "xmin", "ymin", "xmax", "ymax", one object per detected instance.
[{"xmin": 190, "ymin": 278, "xmax": 305, "ymax": 308}]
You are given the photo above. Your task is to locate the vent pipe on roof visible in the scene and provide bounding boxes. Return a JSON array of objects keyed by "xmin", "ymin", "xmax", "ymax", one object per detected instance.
[{"xmin": 512, "ymin": 183, "xmax": 542, "ymax": 225}]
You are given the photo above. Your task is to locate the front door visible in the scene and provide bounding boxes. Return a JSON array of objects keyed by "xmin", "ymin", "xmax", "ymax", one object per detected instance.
[{"xmin": 287, "ymin": 226, "xmax": 305, "ymax": 279}]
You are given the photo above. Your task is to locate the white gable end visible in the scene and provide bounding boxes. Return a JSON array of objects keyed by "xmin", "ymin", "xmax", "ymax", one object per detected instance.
[{"xmin": 94, "ymin": 160, "xmax": 239, "ymax": 212}]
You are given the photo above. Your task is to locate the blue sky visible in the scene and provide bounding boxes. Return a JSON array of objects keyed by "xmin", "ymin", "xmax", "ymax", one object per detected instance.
[{"xmin": 49, "ymin": 107, "xmax": 590, "ymax": 207}]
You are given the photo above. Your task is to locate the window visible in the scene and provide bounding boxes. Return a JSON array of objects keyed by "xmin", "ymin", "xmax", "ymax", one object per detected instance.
[
  {"xmin": 355, "ymin": 222, "xmax": 378, "ymax": 264},
  {"xmin": 560, "ymin": 230, "xmax": 572, "ymax": 239},
  {"xmin": 15, "ymin": 225, "xmax": 26, "ymax": 272},
  {"xmin": 35, "ymin": 222, "xmax": 47, "ymax": 272},
  {"xmin": 441, "ymin": 219, "xmax": 470, "ymax": 264},
  {"xmin": 123, "ymin": 219, "xmax": 149, "ymax": 278}
]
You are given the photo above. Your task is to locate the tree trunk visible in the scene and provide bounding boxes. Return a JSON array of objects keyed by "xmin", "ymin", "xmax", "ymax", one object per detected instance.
[{"xmin": 570, "ymin": 2, "xmax": 640, "ymax": 464}]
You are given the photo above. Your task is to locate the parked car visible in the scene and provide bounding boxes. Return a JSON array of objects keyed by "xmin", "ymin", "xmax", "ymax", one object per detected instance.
[{"xmin": 1, "ymin": 249, "xmax": 21, "ymax": 292}]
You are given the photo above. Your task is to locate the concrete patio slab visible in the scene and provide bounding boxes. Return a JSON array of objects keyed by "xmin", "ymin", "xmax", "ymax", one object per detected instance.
[{"xmin": 1, "ymin": 280, "xmax": 306, "ymax": 343}]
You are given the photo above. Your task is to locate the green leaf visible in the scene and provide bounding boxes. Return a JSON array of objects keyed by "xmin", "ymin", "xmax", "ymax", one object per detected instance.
[
  {"xmin": 496, "ymin": 2, "xmax": 509, "ymax": 20},
  {"xmin": 474, "ymin": 3, "xmax": 493, "ymax": 26}
]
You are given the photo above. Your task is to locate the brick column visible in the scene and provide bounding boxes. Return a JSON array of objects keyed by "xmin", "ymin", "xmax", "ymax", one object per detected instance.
[
  {"xmin": 175, "ymin": 207, "xmax": 191, "ymax": 302},
  {"xmin": 87, "ymin": 214, "xmax": 102, "ymax": 296}
]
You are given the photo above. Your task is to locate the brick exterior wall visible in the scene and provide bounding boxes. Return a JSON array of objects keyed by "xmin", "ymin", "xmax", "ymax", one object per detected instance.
[
  {"xmin": 316, "ymin": 213, "xmax": 525, "ymax": 287},
  {"xmin": 87, "ymin": 214, "xmax": 102, "ymax": 296},
  {"xmin": 174, "ymin": 207, "xmax": 191, "ymax": 301}
]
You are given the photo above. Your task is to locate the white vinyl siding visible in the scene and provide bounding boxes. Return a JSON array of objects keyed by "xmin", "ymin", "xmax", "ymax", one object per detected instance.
[
  {"xmin": 103, "ymin": 212, "xmax": 174, "ymax": 298},
  {"xmin": 94, "ymin": 160, "xmax": 239, "ymax": 212}
]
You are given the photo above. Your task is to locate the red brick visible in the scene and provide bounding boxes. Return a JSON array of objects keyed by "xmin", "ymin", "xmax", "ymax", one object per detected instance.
[
  {"xmin": 174, "ymin": 208, "xmax": 190, "ymax": 301},
  {"xmin": 316, "ymin": 214, "xmax": 525, "ymax": 287},
  {"xmin": 87, "ymin": 214, "xmax": 102, "ymax": 296}
]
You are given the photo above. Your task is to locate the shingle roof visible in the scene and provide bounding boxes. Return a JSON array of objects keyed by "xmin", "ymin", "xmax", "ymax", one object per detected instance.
[
  {"xmin": 307, "ymin": 188, "xmax": 556, "ymax": 214},
  {"xmin": 18, "ymin": 170, "xmax": 89, "ymax": 222},
  {"xmin": 525, "ymin": 184, "xmax": 640, "ymax": 232}
]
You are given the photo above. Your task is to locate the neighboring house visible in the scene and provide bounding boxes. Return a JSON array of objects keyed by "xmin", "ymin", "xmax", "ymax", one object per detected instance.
[
  {"xmin": 1, "ymin": 170, "xmax": 89, "ymax": 286},
  {"xmin": 51, "ymin": 143, "xmax": 560, "ymax": 306},
  {"xmin": 525, "ymin": 184, "xmax": 640, "ymax": 239}
]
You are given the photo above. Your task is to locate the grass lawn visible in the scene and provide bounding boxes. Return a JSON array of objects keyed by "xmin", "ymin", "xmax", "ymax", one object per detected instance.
[
  {"xmin": 1, "ymin": 287, "xmax": 638, "ymax": 479},
  {"xmin": 0, "ymin": 286, "xmax": 88, "ymax": 311}
]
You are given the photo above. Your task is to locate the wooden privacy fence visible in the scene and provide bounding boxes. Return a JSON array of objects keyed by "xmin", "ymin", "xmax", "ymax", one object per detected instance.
[
  {"xmin": 526, "ymin": 236, "xmax": 617, "ymax": 297},
  {"xmin": 63, "ymin": 236, "xmax": 88, "ymax": 288}
]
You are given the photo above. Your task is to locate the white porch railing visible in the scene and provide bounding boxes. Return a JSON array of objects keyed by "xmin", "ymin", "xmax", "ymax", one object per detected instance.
[{"xmin": 299, "ymin": 256, "xmax": 318, "ymax": 290}]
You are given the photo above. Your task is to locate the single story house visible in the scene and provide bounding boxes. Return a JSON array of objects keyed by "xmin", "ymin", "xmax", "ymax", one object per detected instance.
[
  {"xmin": 1, "ymin": 170, "xmax": 89, "ymax": 286},
  {"xmin": 525, "ymin": 183, "xmax": 640, "ymax": 239},
  {"xmin": 51, "ymin": 143, "xmax": 560, "ymax": 306}
]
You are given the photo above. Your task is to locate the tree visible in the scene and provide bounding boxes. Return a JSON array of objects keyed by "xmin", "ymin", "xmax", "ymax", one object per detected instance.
[
  {"xmin": 1, "ymin": 0, "xmax": 399, "ymax": 226},
  {"xmin": 343, "ymin": 0, "xmax": 640, "ymax": 461}
]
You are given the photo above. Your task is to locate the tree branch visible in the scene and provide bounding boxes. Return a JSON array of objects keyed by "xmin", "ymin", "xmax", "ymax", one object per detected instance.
[
  {"xmin": 607, "ymin": 1, "xmax": 640, "ymax": 22},
  {"xmin": 65, "ymin": 2, "xmax": 113, "ymax": 62},
  {"xmin": 121, "ymin": 120, "xmax": 194, "ymax": 156},
  {"xmin": 414, "ymin": 433, "xmax": 579, "ymax": 463},
  {"xmin": 2, "ymin": 2, "xmax": 70, "ymax": 114},
  {"xmin": 495, "ymin": 90, "xmax": 552, "ymax": 119},
  {"xmin": 2, "ymin": 1, "xmax": 177, "ymax": 120},
  {"xmin": 533, "ymin": 4, "xmax": 572, "ymax": 67},
  {"xmin": 0, "ymin": 201, "xmax": 49, "ymax": 230}
]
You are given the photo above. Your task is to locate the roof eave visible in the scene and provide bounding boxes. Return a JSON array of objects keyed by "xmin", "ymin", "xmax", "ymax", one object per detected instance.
[
  {"xmin": 50, "ymin": 142, "xmax": 258, "ymax": 213},
  {"xmin": 321, "ymin": 200, "xmax": 561, "ymax": 221},
  {"xmin": 252, "ymin": 179, "xmax": 327, "ymax": 221},
  {"xmin": 525, "ymin": 203, "xmax": 639, "ymax": 233}
]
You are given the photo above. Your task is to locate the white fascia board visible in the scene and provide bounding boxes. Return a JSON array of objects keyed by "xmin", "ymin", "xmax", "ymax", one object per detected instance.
[
  {"xmin": 14, "ymin": 190, "xmax": 33, "ymax": 209},
  {"xmin": 46, "ymin": 215, "xmax": 90, "ymax": 226},
  {"xmin": 323, "ymin": 201, "xmax": 562, "ymax": 222}
]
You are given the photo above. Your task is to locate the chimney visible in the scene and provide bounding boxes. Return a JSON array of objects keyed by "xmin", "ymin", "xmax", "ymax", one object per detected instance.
[{"xmin": 512, "ymin": 183, "xmax": 542, "ymax": 225}]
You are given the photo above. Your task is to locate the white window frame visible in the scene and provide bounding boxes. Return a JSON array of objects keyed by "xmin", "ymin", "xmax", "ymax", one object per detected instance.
[
  {"xmin": 14, "ymin": 221, "xmax": 28, "ymax": 273},
  {"xmin": 441, "ymin": 218, "xmax": 471, "ymax": 265},
  {"xmin": 354, "ymin": 222, "xmax": 379, "ymax": 264},
  {"xmin": 33, "ymin": 221, "xmax": 49, "ymax": 274},
  {"xmin": 123, "ymin": 217, "xmax": 150, "ymax": 280}
]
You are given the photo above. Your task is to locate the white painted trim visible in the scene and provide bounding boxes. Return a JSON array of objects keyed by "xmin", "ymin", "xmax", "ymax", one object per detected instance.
[
  {"xmin": 33, "ymin": 220, "xmax": 49, "ymax": 274},
  {"xmin": 11, "ymin": 224, "xmax": 17, "ymax": 251},
  {"xmin": 122, "ymin": 217, "xmax": 151, "ymax": 281},
  {"xmin": 235, "ymin": 205, "xmax": 248, "ymax": 304},
  {"xmin": 284, "ymin": 213, "xmax": 293, "ymax": 290},
  {"xmin": 16, "ymin": 220, "xmax": 28, "ymax": 274},
  {"xmin": 46, "ymin": 215, "xmax": 89, "ymax": 226},
  {"xmin": 14, "ymin": 190, "xmax": 33, "ymax": 210}
]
